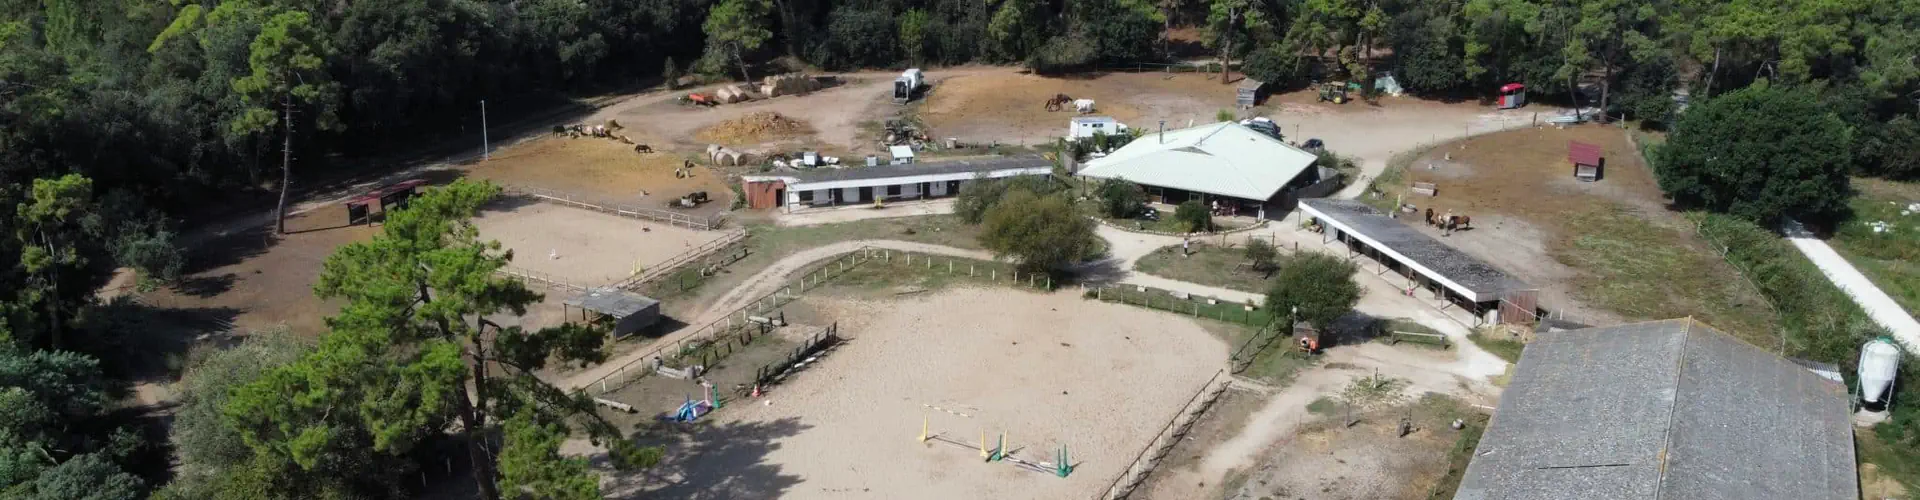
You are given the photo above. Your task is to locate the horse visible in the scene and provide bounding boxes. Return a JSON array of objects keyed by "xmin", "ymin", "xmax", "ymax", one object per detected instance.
[{"xmin": 634, "ymin": 144, "xmax": 653, "ymax": 154}]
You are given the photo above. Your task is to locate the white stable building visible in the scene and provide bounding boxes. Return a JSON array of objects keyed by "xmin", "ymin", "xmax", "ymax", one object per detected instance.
[
  {"xmin": 1075, "ymin": 121, "xmax": 1331, "ymax": 219},
  {"xmin": 740, "ymin": 156, "xmax": 1052, "ymax": 211}
]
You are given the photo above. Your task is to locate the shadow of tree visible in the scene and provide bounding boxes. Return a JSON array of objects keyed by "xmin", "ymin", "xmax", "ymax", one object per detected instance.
[
  {"xmin": 601, "ymin": 417, "xmax": 810, "ymax": 499},
  {"xmin": 172, "ymin": 273, "xmax": 237, "ymax": 298},
  {"xmin": 180, "ymin": 223, "xmax": 277, "ymax": 274}
]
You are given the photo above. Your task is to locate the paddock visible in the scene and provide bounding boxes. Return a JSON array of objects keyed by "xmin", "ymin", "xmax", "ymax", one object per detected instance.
[
  {"xmin": 610, "ymin": 287, "xmax": 1227, "ymax": 499},
  {"xmin": 471, "ymin": 199, "xmax": 728, "ymax": 288}
]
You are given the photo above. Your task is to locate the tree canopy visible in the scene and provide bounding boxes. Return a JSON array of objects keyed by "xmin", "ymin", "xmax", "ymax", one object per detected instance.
[
  {"xmin": 1654, "ymin": 84, "xmax": 1853, "ymax": 226},
  {"xmin": 1264, "ymin": 253, "xmax": 1361, "ymax": 333},
  {"xmin": 978, "ymin": 189, "xmax": 1101, "ymax": 273}
]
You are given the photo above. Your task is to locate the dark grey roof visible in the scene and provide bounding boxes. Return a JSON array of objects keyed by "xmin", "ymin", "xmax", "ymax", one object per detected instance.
[
  {"xmin": 787, "ymin": 156, "xmax": 1052, "ymax": 183},
  {"xmin": 1456, "ymin": 319, "xmax": 1857, "ymax": 500},
  {"xmin": 1299, "ymin": 198, "xmax": 1530, "ymax": 298},
  {"xmin": 563, "ymin": 288, "xmax": 659, "ymax": 318}
]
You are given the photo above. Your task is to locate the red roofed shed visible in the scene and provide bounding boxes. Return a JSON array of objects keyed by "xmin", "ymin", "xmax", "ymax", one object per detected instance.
[
  {"xmin": 345, "ymin": 179, "xmax": 428, "ymax": 225},
  {"xmin": 1569, "ymin": 141, "xmax": 1603, "ymax": 181}
]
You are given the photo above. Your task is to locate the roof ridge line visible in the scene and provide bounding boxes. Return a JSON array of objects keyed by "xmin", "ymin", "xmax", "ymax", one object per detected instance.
[{"xmin": 1653, "ymin": 319, "xmax": 1691, "ymax": 500}]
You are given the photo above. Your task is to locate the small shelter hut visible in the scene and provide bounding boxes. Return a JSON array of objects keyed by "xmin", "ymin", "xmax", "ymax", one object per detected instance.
[
  {"xmin": 345, "ymin": 179, "xmax": 427, "ymax": 225},
  {"xmin": 1569, "ymin": 141, "xmax": 1603, "ymax": 181},
  {"xmin": 563, "ymin": 287, "xmax": 661, "ymax": 338},
  {"xmin": 1236, "ymin": 78, "xmax": 1267, "ymax": 108}
]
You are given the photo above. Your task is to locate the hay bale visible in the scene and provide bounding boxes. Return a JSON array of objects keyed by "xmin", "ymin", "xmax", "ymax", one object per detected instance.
[{"xmin": 693, "ymin": 112, "xmax": 813, "ymax": 144}]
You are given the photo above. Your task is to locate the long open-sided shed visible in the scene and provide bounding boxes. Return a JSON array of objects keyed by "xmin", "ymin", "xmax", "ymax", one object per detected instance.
[
  {"xmin": 563, "ymin": 288, "xmax": 661, "ymax": 338},
  {"xmin": 1456, "ymin": 319, "xmax": 1857, "ymax": 500},
  {"xmin": 1298, "ymin": 198, "xmax": 1537, "ymax": 324},
  {"xmin": 740, "ymin": 156, "xmax": 1053, "ymax": 211}
]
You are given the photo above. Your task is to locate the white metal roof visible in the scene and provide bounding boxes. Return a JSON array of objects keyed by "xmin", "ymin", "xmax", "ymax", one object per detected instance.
[
  {"xmin": 1077, "ymin": 121, "xmax": 1317, "ymax": 200},
  {"xmin": 889, "ymin": 145, "xmax": 915, "ymax": 159}
]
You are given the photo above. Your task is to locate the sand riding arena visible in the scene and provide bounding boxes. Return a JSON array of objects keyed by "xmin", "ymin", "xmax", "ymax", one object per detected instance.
[{"xmin": 592, "ymin": 250, "xmax": 1229, "ymax": 499}]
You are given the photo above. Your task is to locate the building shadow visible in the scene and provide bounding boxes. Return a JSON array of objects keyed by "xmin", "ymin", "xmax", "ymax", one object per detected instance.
[{"xmin": 602, "ymin": 417, "xmax": 810, "ymax": 499}]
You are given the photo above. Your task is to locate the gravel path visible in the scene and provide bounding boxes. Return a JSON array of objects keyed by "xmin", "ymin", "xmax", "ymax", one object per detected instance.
[{"xmin": 1784, "ymin": 220, "xmax": 1920, "ymax": 349}]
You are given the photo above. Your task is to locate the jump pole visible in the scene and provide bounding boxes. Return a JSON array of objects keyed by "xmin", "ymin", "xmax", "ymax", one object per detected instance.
[
  {"xmin": 979, "ymin": 430, "xmax": 990, "ymax": 460},
  {"xmin": 918, "ymin": 416, "xmax": 930, "ymax": 444}
]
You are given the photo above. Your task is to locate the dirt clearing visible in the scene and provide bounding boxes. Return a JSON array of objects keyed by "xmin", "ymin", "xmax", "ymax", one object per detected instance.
[
  {"xmin": 693, "ymin": 111, "xmax": 813, "ymax": 145},
  {"xmin": 463, "ymin": 135, "xmax": 733, "ymax": 213},
  {"xmin": 609, "ymin": 287, "xmax": 1227, "ymax": 499},
  {"xmin": 140, "ymin": 207, "xmax": 377, "ymax": 338},
  {"xmin": 472, "ymin": 200, "xmax": 729, "ymax": 287}
]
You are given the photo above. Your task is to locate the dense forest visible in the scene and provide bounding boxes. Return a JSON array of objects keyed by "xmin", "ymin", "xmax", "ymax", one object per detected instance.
[{"xmin": 0, "ymin": 0, "xmax": 1916, "ymax": 498}]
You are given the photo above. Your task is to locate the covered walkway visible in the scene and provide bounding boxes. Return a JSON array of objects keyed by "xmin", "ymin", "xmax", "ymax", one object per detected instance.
[{"xmin": 1298, "ymin": 199, "xmax": 1537, "ymax": 325}]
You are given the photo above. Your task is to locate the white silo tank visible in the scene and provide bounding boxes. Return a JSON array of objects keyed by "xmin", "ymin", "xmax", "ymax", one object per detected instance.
[{"xmin": 1859, "ymin": 337, "xmax": 1902, "ymax": 411}]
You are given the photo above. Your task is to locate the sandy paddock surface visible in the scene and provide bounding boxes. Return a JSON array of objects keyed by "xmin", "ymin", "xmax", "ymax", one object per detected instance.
[
  {"xmin": 464, "ymin": 135, "xmax": 734, "ymax": 214},
  {"xmin": 472, "ymin": 201, "xmax": 728, "ymax": 287},
  {"xmin": 616, "ymin": 287, "xmax": 1228, "ymax": 499}
]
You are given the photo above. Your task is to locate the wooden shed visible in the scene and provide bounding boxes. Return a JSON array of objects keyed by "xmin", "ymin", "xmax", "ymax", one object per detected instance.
[
  {"xmin": 563, "ymin": 288, "xmax": 661, "ymax": 338},
  {"xmin": 1569, "ymin": 141, "xmax": 1603, "ymax": 181},
  {"xmin": 1236, "ymin": 79, "xmax": 1267, "ymax": 108}
]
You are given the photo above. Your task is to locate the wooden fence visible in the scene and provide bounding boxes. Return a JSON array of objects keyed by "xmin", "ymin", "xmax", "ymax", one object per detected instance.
[
  {"xmin": 1093, "ymin": 370, "xmax": 1231, "ymax": 500},
  {"xmin": 615, "ymin": 229, "xmax": 750, "ymax": 291},
  {"xmin": 1084, "ymin": 283, "xmax": 1273, "ymax": 326},
  {"xmin": 502, "ymin": 184, "xmax": 726, "ymax": 230}
]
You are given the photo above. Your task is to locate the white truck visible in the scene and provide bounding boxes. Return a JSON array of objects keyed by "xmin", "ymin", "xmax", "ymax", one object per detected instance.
[{"xmin": 894, "ymin": 68, "xmax": 925, "ymax": 103}]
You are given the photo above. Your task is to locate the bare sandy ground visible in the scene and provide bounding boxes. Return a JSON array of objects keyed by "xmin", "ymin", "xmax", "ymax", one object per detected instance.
[
  {"xmin": 610, "ymin": 288, "xmax": 1228, "ymax": 499},
  {"xmin": 472, "ymin": 201, "xmax": 727, "ymax": 287}
]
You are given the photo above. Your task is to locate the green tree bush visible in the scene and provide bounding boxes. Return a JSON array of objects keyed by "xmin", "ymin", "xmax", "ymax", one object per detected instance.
[
  {"xmin": 1244, "ymin": 238, "xmax": 1278, "ymax": 275},
  {"xmin": 1096, "ymin": 178, "xmax": 1147, "ymax": 218},
  {"xmin": 222, "ymin": 180, "xmax": 653, "ymax": 500},
  {"xmin": 1174, "ymin": 200, "xmax": 1212, "ymax": 233},
  {"xmin": 1264, "ymin": 252, "xmax": 1361, "ymax": 333},
  {"xmin": 1654, "ymin": 85, "xmax": 1852, "ymax": 226},
  {"xmin": 979, "ymin": 190, "xmax": 1099, "ymax": 273}
]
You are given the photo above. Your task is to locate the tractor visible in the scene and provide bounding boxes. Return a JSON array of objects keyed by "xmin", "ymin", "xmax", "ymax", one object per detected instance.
[{"xmin": 1320, "ymin": 82, "xmax": 1351, "ymax": 103}]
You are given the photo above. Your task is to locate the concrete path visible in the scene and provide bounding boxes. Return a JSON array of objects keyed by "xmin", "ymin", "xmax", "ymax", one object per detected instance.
[{"xmin": 1784, "ymin": 221, "xmax": 1920, "ymax": 349}]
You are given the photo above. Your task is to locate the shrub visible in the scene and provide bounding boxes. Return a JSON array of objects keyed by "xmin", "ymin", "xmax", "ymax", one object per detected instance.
[
  {"xmin": 1245, "ymin": 238, "xmax": 1278, "ymax": 274},
  {"xmin": 979, "ymin": 190, "xmax": 1099, "ymax": 272},
  {"xmin": 1096, "ymin": 178, "xmax": 1146, "ymax": 218},
  {"xmin": 1174, "ymin": 200, "xmax": 1212, "ymax": 233}
]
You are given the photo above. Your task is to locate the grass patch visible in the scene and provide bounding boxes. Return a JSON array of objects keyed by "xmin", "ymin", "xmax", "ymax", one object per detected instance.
[
  {"xmin": 1305, "ymin": 396, "xmax": 1337, "ymax": 416},
  {"xmin": 1239, "ymin": 347, "xmax": 1316, "ymax": 386},
  {"xmin": 647, "ymin": 214, "xmax": 984, "ymax": 313},
  {"xmin": 1467, "ymin": 330, "xmax": 1526, "ymax": 363},
  {"xmin": 1831, "ymin": 177, "xmax": 1920, "ymax": 316},
  {"xmin": 1087, "ymin": 285, "xmax": 1275, "ymax": 327},
  {"xmin": 802, "ymin": 250, "xmax": 1048, "ymax": 295},
  {"xmin": 1552, "ymin": 205, "xmax": 1778, "ymax": 341},
  {"xmin": 1422, "ymin": 396, "xmax": 1491, "ymax": 500},
  {"xmin": 1132, "ymin": 243, "xmax": 1287, "ymax": 294},
  {"xmin": 1858, "ymin": 428, "xmax": 1920, "ymax": 497}
]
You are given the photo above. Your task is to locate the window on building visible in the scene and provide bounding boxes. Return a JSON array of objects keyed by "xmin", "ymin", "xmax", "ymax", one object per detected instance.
[{"xmin": 887, "ymin": 185, "xmax": 901, "ymax": 196}]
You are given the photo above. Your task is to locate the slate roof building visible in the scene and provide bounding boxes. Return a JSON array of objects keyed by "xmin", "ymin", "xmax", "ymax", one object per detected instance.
[
  {"xmin": 1298, "ymin": 198, "xmax": 1537, "ymax": 324},
  {"xmin": 1456, "ymin": 318, "xmax": 1858, "ymax": 500},
  {"xmin": 1075, "ymin": 121, "xmax": 1334, "ymax": 219}
]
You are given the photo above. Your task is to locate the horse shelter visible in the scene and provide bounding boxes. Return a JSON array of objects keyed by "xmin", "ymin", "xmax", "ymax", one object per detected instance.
[{"xmin": 1298, "ymin": 198, "xmax": 1539, "ymax": 325}]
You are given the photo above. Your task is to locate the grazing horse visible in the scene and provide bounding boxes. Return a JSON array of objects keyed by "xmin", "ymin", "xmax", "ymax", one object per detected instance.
[
  {"xmin": 1450, "ymin": 215, "xmax": 1472, "ymax": 230},
  {"xmin": 1424, "ymin": 208, "xmax": 1437, "ymax": 227},
  {"xmin": 634, "ymin": 144, "xmax": 653, "ymax": 154}
]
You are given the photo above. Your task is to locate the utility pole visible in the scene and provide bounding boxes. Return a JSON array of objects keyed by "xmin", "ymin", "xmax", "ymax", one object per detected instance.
[
  {"xmin": 276, "ymin": 94, "xmax": 295, "ymax": 235},
  {"xmin": 480, "ymin": 100, "xmax": 490, "ymax": 161}
]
